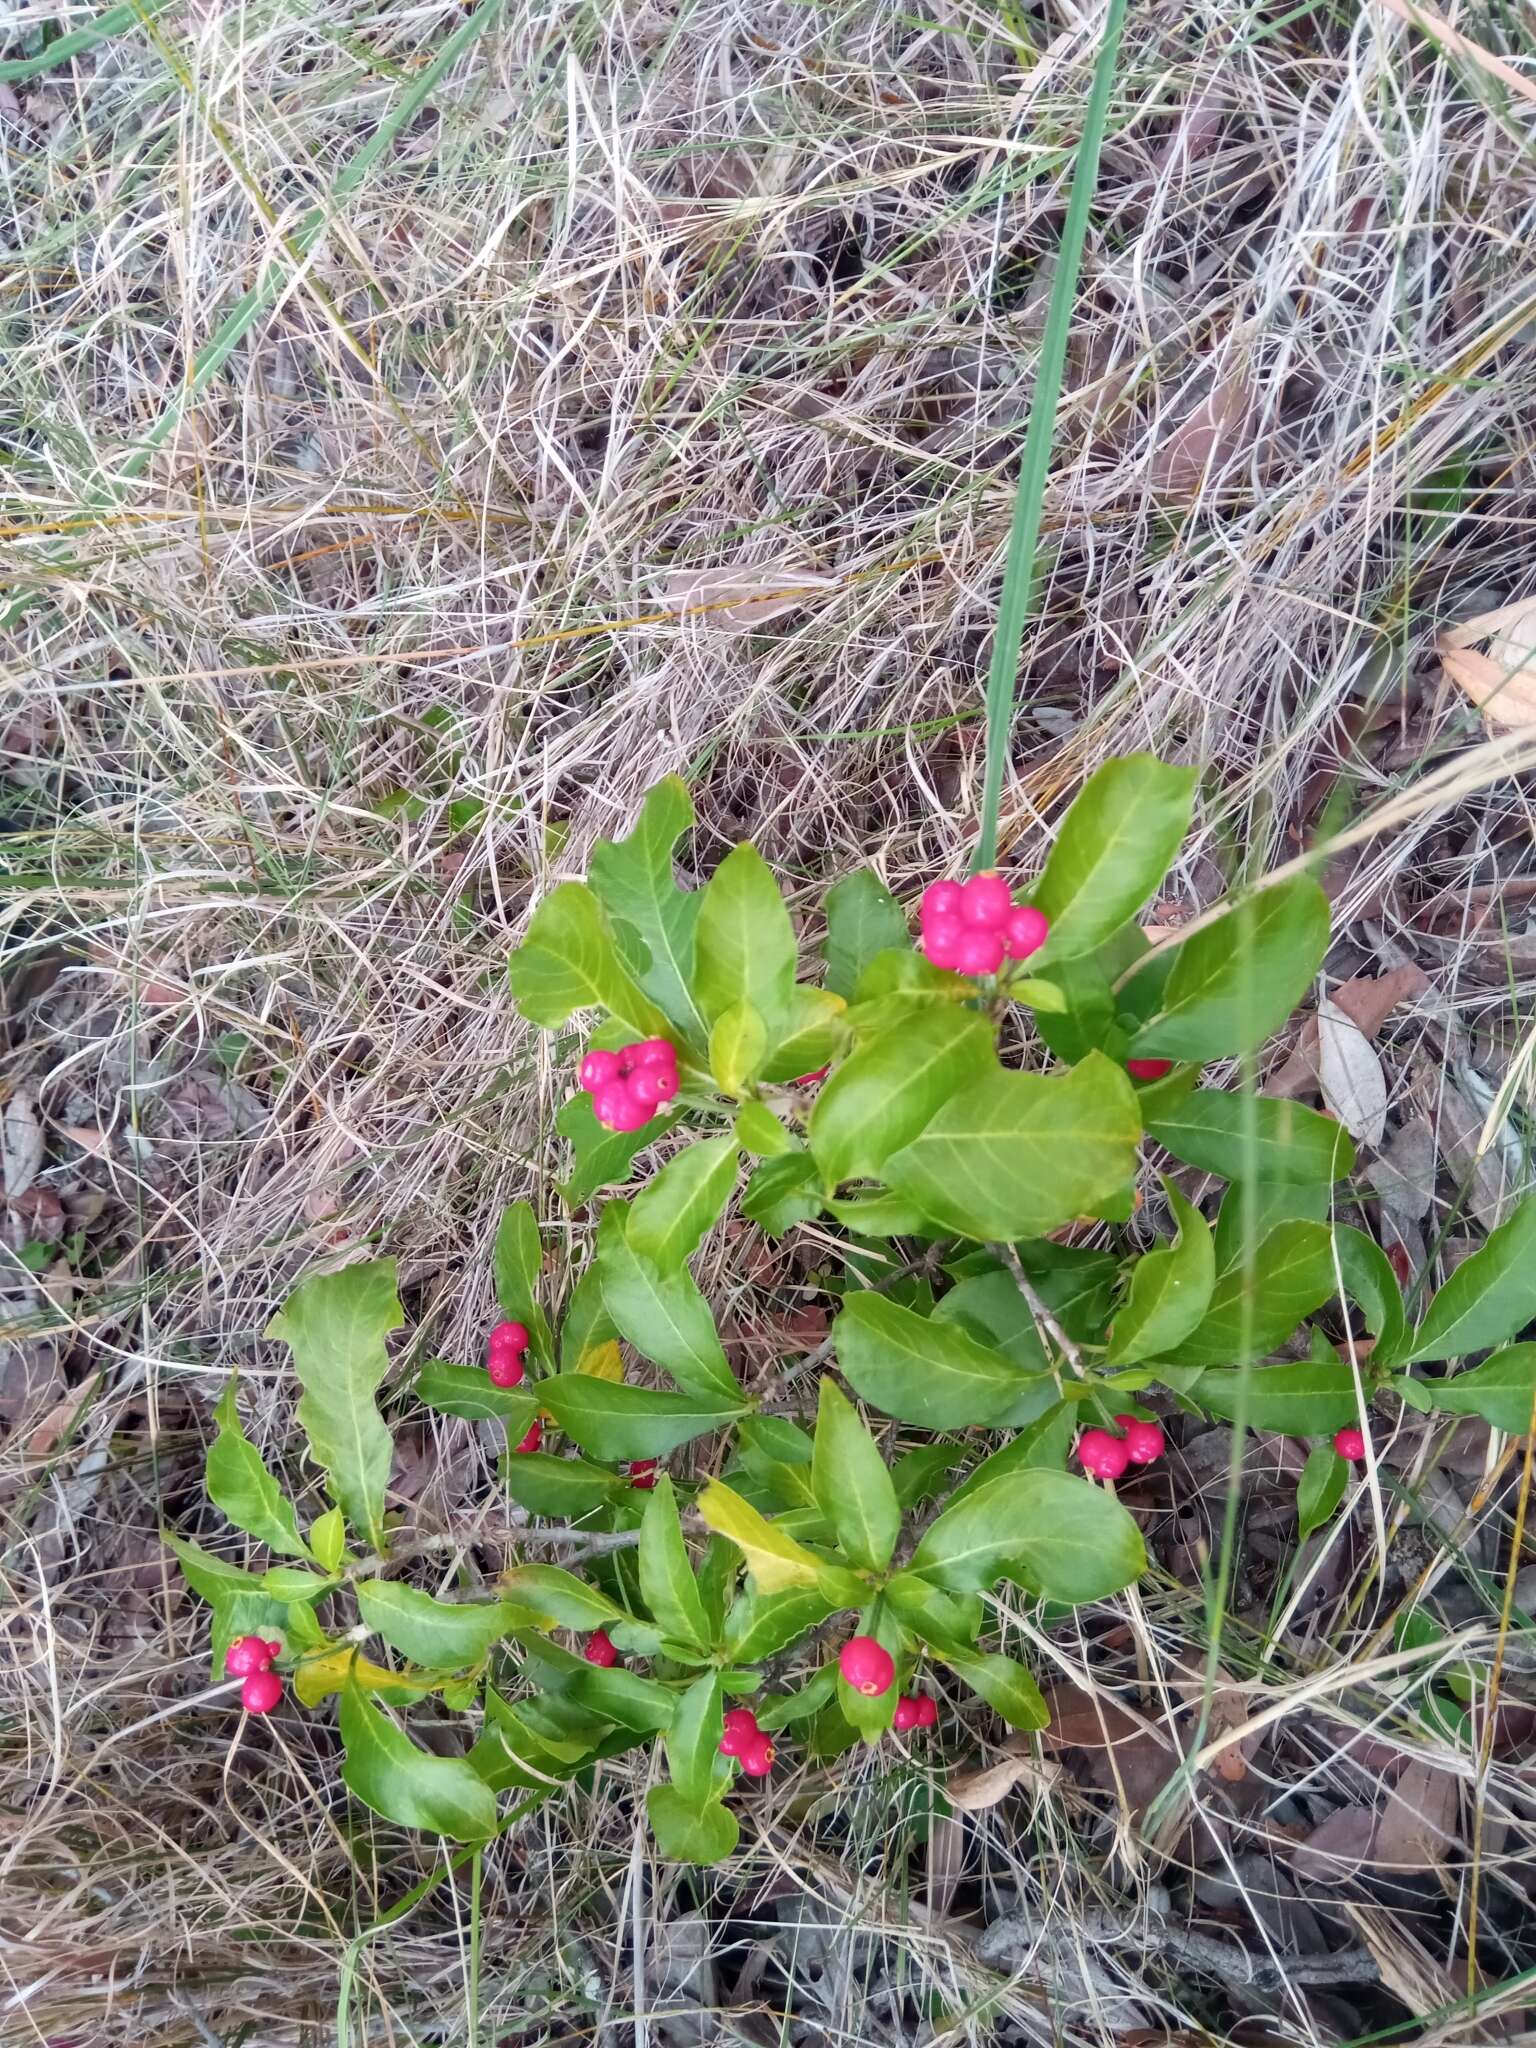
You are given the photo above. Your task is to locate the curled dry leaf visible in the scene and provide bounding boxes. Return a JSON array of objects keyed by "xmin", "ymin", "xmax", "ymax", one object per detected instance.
[
  {"xmin": 946, "ymin": 1749, "xmax": 1065, "ymax": 1812},
  {"xmin": 1439, "ymin": 597, "xmax": 1536, "ymax": 730},
  {"xmin": 1372, "ymin": 1762, "xmax": 1460, "ymax": 1872},
  {"xmin": 1316, "ymin": 1000, "xmax": 1388, "ymax": 1148},
  {"xmin": 1148, "ymin": 374, "xmax": 1254, "ymax": 497},
  {"xmin": 658, "ymin": 561, "xmax": 838, "ymax": 636}
]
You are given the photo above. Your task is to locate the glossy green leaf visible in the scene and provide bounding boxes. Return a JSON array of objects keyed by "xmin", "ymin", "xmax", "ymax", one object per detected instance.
[
  {"xmin": 710, "ymin": 1000, "xmax": 767, "ymax": 1096},
  {"xmin": 416, "ymin": 1360, "xmax": 537, "ymax": 1428},
  {"xmin": 810, "ymin": 1378, "xmax": 900, "ymax": 1572},
  {"xmin": 557, "ymin": 1091, "xmax": 678, "ymax": 1208},
  {"xmin": 508, "ymin": 881, "xmax": 670, "ymax": 1037},
  {"xmin": 596, "ymin": 1206, "xmax": 738, "ymax": 1400},
  {"xmin": 741, "ymin": 1152, "xmax": 822, "ymax": 1234},
  {"xmin": 357, "ymin": 1582, "xmax": 523, "ymax": 1669},
  {"xmin": 567, "ymin": 1663, "xmax": 677, "ymax": 1731},
  {"xmin": 1334, "ymin": 1226, "xmax": 1407, "ymax": 1363},
  {"xmin": 1128, "ymin": 875, "xmax": 1330, "ymax": 1061},
  {"xmin": 1032, "ymin": 952, "xmax": 1119, "ymax": 1065},
  {"xmin": 500, "ymin": 1564, "xmax": 628, "ymax": 1631},
  {"xmin": 724, "ymin": 1584, "xmax": 839, "ymax": 1661},
  {"xmin": 1160, "ymin": 1220, "xmax": 1337, "ymax": 1366},
  {"xmin": 494, "ymin": 1201, "xmax": 555, "ymax": 1365},
  {"xmin": 308, "ymin": 1507, "xmax": 346, "ymax": 1574},
  {"xmin": 734, "ymin": 1100, "xmax": 794, "ymax": 1156},
  {"xmin": 639, "ymin": 1477, "xmax": 711, "ymax": 1651},
  {"xmin": 937, "ymin": 1645, "xmax": 1049, "ymax": 1729},
  {"xmin": 759, "ymin": 985, "xmax": 853, "ymax": 1085},
  {"xmin": 1014, "ymin": 1241, "xmax": 1121, "ymax": 1343},
  {"xmin": 206, "ymin": 1379, "xmax": 311, "ymax": 1559},
  {"xmin": 627, "ymin": 1138, "xmax": 738, "ymax": 1271},
  {"xmin": 809, "ymin": 1005, "xmax": 993, "ymax": 1189},
  {"xmin": 163, "ymin": 1530, "xmax": 264, "ymax": 1606},
  {"xmin": 691, "ymin": 844, "xmax": 796, "ymax": 1040},
  {"xmin": 932, "ymin": 1270, "xmax": 1049, "ymax": 1373},
  {"xmin": 664, "ymin": 1670, "xmax": 727, "ymax": 1809},
  {"xmin": 883, "ymin": 1051, "xmax": 1140, "ymax": 1240},
  {"xmin": 1192, "ymin": 1356, "xmax": 1362, "ymax": 1432},
  {"xmin": 1107, "ymin": 1181, "xmax": 1215, "ymax": 1365},
  {"xmin": 883, "ymin": 1572, "xmax": 983, "ymax": 1648},
  {"xmin": 588, "ymin": 776, "xmax": 706, "ymax": 1038},
  {"xmin": 1149, "ymin": 1090, "xmax": 1354, "ymax": 1183},
  {"xmin": 1211, "ymin": 1178, "xmax": 1328, "ymax": 1274},
  {"xmin": 560, "ymin": 1262, "xmax": 618, "ymax": 1373},
  {"xmin": 823, "ymin": 870, "xmax": 909, "ymax": 999},
  {"xmin": 261, "ymin": 1565, "xmax": 335, "ymax": 1600},
  {"xmin": 340, "ymin": 1679, "xmax": 496, "ymax": 1842},
  {"xmin": 944, "ymin": 1405, "xmax": 1074, "ymax": 1511},
  {"xmin": 1297, "ymin": 1442, "xmax": 1349, "ymax": 1539},
  {"xmin": 911, "ymin": 1468, "xmax": 1145, "ymax": 1604},
  {"xmin": 500, "ymin": 1450, "xmax": 627, "ymax": 1516},
  {"xmin": 1426, "ymin": 1345, "xmax": 1536, "ymax": 1433},
  {"xmin": 538, "ymin": 1375, "xmax": 745, "ymax": 1460},
  {"xmin": 825, "ymin": 1190, "xmax": 932, "ymax": 1235},
  {"xmin": 646, "ymin": 1785, "xmax": 738, "ymax": 1864},
  {"xmin": 266, "ymin": 1259, "xmax": 401, "ymax": 1552},
  {"xmin": 852, "ymin": 949, "xmax": 969, "ymax": 1006},
  {"xmin": 835, "ymin": 1292, "xmax": 1050, "ymax": 1429},
  {"xmin": 1031, "ymin": 756, "xmax": 1196, "ymax": 962},
  {"xmin": 891, "ymin": 1443, "xmax": 962, "ymax": 1509},
  {"xmin": 470, "ymin": 1689, "xmax": 599, "ymax": 1791},
  {"xmin": 1400, "ymin": 1204, "xmax": 1536, "ymax": 1364}
]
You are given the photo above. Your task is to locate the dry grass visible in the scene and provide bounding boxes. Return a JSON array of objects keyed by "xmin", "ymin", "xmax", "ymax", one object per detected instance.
[{"xmin": 6, "ymin": 0, "xmax": 1536, "ymax": 2040}]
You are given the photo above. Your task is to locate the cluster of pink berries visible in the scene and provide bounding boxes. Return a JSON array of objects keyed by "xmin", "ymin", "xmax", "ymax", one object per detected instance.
[
  {"xmin": 1334, "ymin": 1426, "xmax": 1366, "ymax": 1462},
  {"xmin": 919, "ymin": 875, "xmax": 1049, "ymax": 978},
  {"xmin": 226, "ymin": 1634, "xmax": 284, "ymax": 1715},
  {"xmin": 837, "ymin": 1636, "xmax": 935, "ymax": 1732},
  {"xmin": 1076, "ymin": 1414, "xmax": 1167, "ymax": 1481},
  {"xmin": 720, "ymin": 1705, "xmax": 776, "ymax": 1776},
  {"xmin": 579, "ymin": 1038, "xmax": 679, "ymax": 1132},
  {"xmin": 487, "ymin": 1318, "xmax": 529, "ymax": 1389}
]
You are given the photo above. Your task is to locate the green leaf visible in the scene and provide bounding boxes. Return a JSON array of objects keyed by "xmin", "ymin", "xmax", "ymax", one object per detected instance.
[
  {"xmin": 501, "ymin": 1564, "xmax": 628, "ymax": 1631},
  {"xmin": 1014, "ymin": 1241, "xmax": 1120, "ymax": 1343},
  {"xmin": 1107, "ymin": 1180, "xmax": 1215, "ymax": 1366},
  {"xmin": 163, "ymin": 1530, "xmax": 264, "ymax": 1606},
  {"xmin": 500, "ymin": 1451, "xmax": 627, "ymax": 1517},
  {"xmin": 710, "ymin": 1001, "xmax": 767, "ymax": 1096},
  {"xmin": 1032, "ymin": 953, "xmax": 1120, "ymax": 1065},
  {"xmin": 884, "ymin": 1572, "xmax": 984, "ymax": 1648},
  {"xmin": 1128, "ymin": 875, "xmax": 1330, "ymax": 1062},
  {"xmin": 741, "ymin": 1152, "xmax": 822, "ymax": 1234},
  {"xmin": 724, "ymin": 1584, "xmax": 839, "ymax": 1661},
  {"xmin": 835, "ymin": 1292, "xmax": 1051, "ymax": 1429},
  {"xmin": 1212, "ymin": 1178, "xmax": 1328, "ymax": 1275},
  {"xmin": 568, "ymin": 1663, "xmax": 677, "ymax": 1731},
  {"xmin": 1297, "ymin": 1442, "xmax": 1349, "ymax": 1539},
  {"xmin": 1425, "ymin": 1345, "xmax": 1536, "ymax": 1433},
  {"xmin": 937, "ymin": 1645, "xmax": 1049, "ymax": 1730},
  {"xmin": 1149, "ymin": 1090, "xmax": 1354, "ymax": 1184},
  {"xmin": 470, "ymin": 1690, "xmax": 599, "ymax": 1791},
  {"xmin": 493, "ymin": 1202, "xmax": 555, "ymax": 1365},
  {"xmin": 696, "ymin": 1479, "xmax": 827, "ymax": 1593},
  {"xmin": 892, "ymin": 1443, "xmax": 963, "ymax": 1508},
  {"xmin": 1031, "ymin": 756, "xmax": 1196, "ymax": 962},
  {"xmin": 809, "ymin": 1006, "xmax": 993, "ymax": 1189},
  {"xmin": 588, "ymin": 776, "xmax": 706, "ymax": 1038},
  {"xmin": 596, "ymin": 1206, "xmax": 739, "ymax": 1400},
  {"xmin": 823, "ymin": 870, "xmax": 909, "ymax": 999},
  {"xmin": 340, "ymin": 1679, "xmax": 496, "ymax": 1843},
  {"xmin": 639, "ymin": 1477, "xmax": 712, "ymax": 1651},
  {"xmin": 945, "ymin": 1405, "xmax": 1075, "ymax": 1511},
  {"xmin": 1334, "ymin": 1226, "xmax": 1407, "ymax": 1363},
  {"xmin": 357, "ymin": 1583, "xmax": 523, "ymax": 1669},
  {"xmin": 557, "ymin": 1091, "xmax": 678, "ymax": 1208},
  {"xmin": 691, "ymin": 844, "xmax": 796, "ymax": 1040},
  {"xmin": 309, "ymin": 1507, "xmax": 346, "ymax": 1574},
  {"xmin": 647, "ymin": 1785, "xmax": 739, "ymax": 1864},
  {"xmin": 627, "ymin": 1138, "xmax": 738, "ymax": 1270},
  {"xmin": 910, "ymin": 1468, "xmax": 1145, "ymax": 1604},
  {"xmin": 758, "ymin": 985, "xmax": 853, "ymax": 1085},
  {"xmin": 560, "ymin": 1262, "xmax": 618, "ymax": 1373},
  {"xmin": 1159, "ymin": 1220, "xmax": 1337, "ymax": 1366},
  {"xmin": 933, "ymin": 1271, "xmax": 1048, "ymax": 1374},
  {"xmin": 1192, "ymin": 1356, "xmax": 1362, "ymax": 1433},
  {"xmin": 1400, "ymin": 1204, "xmax": 1536, "ymax": 1364},
  {"xmin": 735, "ymin": 1100, "xmax": 793, "ymax": 1156},
  {"xmin": 206, "ymin": 1379, "xmax": 311, "ymax": 1559},
  {"xmin": 416, "ymin": 1360, "xmax": 537, "ymax": 1428},
  {"xmin": 810, "ymin": 1378, "xmax": 900, "ymax": 1572},
  {"xmin": 825, "ymin": 1190, "xmax": 933, "ymax": 1236},
  {"xmin": 508, "ymin": 881, "xmax": 670, "ymax": 1037},
  {"xmin": 261, "ymin": 1565, "xmax": 335, "ymax": 1600},
  {"xmin": 664, "ymin": 1670, "xmax": 727, "ymax": 1809},
  {"xmin": 266, "ymin": 1260, "xmax": 401, "ymax": 1552},
  {"xmin": 853, "ymin": 949, "xmax": 969, "ymax": 1005},
  {"xmin": 538, "ymin": 1375, "xmax": 745, "ymax": 1460},
  {"xmin": 884, "ymin": 1051, "xmax": 1139, "ymax": 1241}
]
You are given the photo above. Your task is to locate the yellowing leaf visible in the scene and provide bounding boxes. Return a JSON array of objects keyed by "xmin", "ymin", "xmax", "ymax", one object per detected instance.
[
  {"xmin": 294, "ymin": 1647, "xmax": 435, "ymax": 1707},
  {"xmin": 575, "ymin": 1338, "xmax": 624, "ymax": 1382},
  {"xmin": 695, "ymin": 1479, "xmax": 826, "ymax": 1593}
]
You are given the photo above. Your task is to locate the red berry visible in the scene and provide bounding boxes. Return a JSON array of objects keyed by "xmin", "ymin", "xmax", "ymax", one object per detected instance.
[
  {"xmin": 241, "ymin": 1669, "xmax": 282, "ymax": 1715},
  {"xmin": 512, "ymin": 1419, "xmax": 542, "ymax": 1454},
  {"xmin": 1003, "ymin": 904, "xmax": 1049, "ymax": 961},
  {"xmin": 921, "ymin": 880, "xmax": 964, "ymax": 923},
  {"xmin": 738, "ymin": 1733, "xmax": 776, "ymax": 1776},
  {"xmin": 629, "ymin": 1458, "xmax": 658, "ymax": 1489},
  {"xmin": 791, "ymin": 1066, "xmax": 830, "ymax": 1086},
  {"xmin": 1077, "ymin": 1427, "xmax": 1131, "ymax": 1480},
  {"xmin": 1126, "ymin": 1057, "xmax": 1173, "ymax": 1081},
  {"xmin": 912, "ymin": 1694, "xmax": 938, "ymax": 1728},
  {"xmin": 584, "ymin": 1629, "xmax": 619, "ymax": 1667},
  {"xmin": 961, "ymin": 873, "xmax": 1013, "ymax": 930},
  {"xmin": 720, "ymin": 1706, "xmax": 759, "ymax": 1756},
  {"xmin": 956, "ymin": 928, "xmax": 1005, "ymax": 976},
  {"xmin": 490, "ymin": 1319, "xmax": 529, "ymax": 1354},
  {"xmin": 630, "ymin": 1038, "xmax": 677, "ymax": 1070},
  {"xmin": 627, "ymin": 1064, "xmax": 677, "ymax": 1108},
  {"xmin": 593, "ymin": 1083, "xmax": 649, "ymax": 1132},
  {"xmin": 488, "ymin": 1350, "xmax": 526, "ymax": 1389},
  {"xmin": 225, "ymin": 1635, "xmax": 273, "ymax": 1678},
  {"xmin": 921, "ymin": 916, "xmax": 964, "ymax": 969},
  {"xmin": 1334, "ymin": 1426, "xmax": 1367, "ymax": 1462},
  {"xmin": 892, "ymin": 1694, "xmax": 922, "ymax": 1732},
  {"xmin": 578, "ymin": 1049, "xmax": 622, "ymax": 1091},
  {"xmin": 264, "ymin": 1639, "xmax": 284, "ymax": 1658},
  {"xmin": 1114, "ymin": 1414, "xmax": 1166, "ymax": 1466},
  {"xmin": 839, "ymin": 1635, "xmax": 895, "ymax": 1698}
]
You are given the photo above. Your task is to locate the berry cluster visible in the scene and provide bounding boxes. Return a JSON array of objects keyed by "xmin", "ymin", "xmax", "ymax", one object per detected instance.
[
  {"xmin": 893, "ymin": 1692, "xmax": 938, "ymax": 1732},
  {"xmin": 487, "ymin": 1318, "xmax": 529, "ymax": 1389},
  {"xmin": 1076, "ymin": 1414, "xmax": 1167, "ymax": 1481},
  {"xmin": 919, "ymin": 875, "xmax": 1049, "ymax": 978},
  {"xmin": 719, "ymin": 1705, "xmax": 775, "ymax": 1776},
  {"xmin": 1333, "ymin": 1426, "xmax": 1367, "ymax": 1462},
  {"xmin": 226, "ymin": 1634, "xmax": 283, "ymax": 1715},
  {"xmin": 579, "ymin": 1039, "xmax": 679, "ymax": 1132}
]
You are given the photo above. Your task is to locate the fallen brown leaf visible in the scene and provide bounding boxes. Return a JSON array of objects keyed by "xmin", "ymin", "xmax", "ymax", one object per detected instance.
[
  {"xmin": 1439, "ymin": 597, "xmax": 1536, "ymax": 729},
  {"xmin": 1373, "ymin": 1760, "xmax": 1459, "ymax": 1871},
  {"xmin": 946, "ymin": 1749, "xmax": 1064, "ymax": 1812},
  {"xmin": 659, "ymin": 562, "xmax": 837, "ymax": 636}
]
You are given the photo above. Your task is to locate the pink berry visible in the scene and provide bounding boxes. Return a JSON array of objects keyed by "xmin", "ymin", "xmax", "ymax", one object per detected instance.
[
  {"xmin": 593, "ymin": 1083, "xmax": 649, "ymax": 1132},
  {"xmin": 490, "ymin": 1319, "xmax": 529, "ymax": 1353},
  {"xmin": 956, "ymin": 928, "xmax": 1005, "ymax": 976},
  {"xmin": 720, "ymin": 1706, "xmax": 759, "ymax": 1757},
  {"xmin": 1114, "ymin": 1414, "xmax": 1166, "ymax": 1466},
  {"xmin": 1126, "ymin": 1057, "xmax": 1173, "ymax": 1081},
  {"xmin": 241, "ymin": 1669, "xmax": 282, "ymax": 1715},
  {"xmin": 839, "ymin": 1635, "xmax": 895, "ymax": 1698},
  {"xmin": 738, "ymin": 1733, "xmax": 776, "ymax": 1776},
  {"xmin": 225, "ymin": 1635, "xmax": 273, "ymax": 1678},
  {"xmin": 584, "ymin": 1629, "xmax": 619, "ymax": 1667},
  {"xmin": 630, "ymin": 1038, "xmax": 676, "ymax": 1069},
  {"xmin": 911, "ymin": 1694, "xmax": 938, "ymax": 1728},
  {"xmin": 488, "ymin": 1350, "xmax": 526, "ymax": 1389},
  {"xmin": 578, "ymin": 1048, "xmax": 621, "ymax": 1091},
  {"xmin": 921, "ymin": 880, "xmax": 964, "ymax": 923},
  {"xmin": 791, "ymin": 1066, "xmax": 830, "ymax": 1086},
  {"xmin": 1077, "ymin": 1427, "xmax": 1131, "ymax": 1480},
  {"xmin": 1334, "ymin": 1426, "xmax": 1367, "ymax": 1462},
  {"xmin": 512, "ymin": 1420, "xmax": 542, "ymax": 1454},
  {"xmin": 892, "ymin": 1695, "xmax": 922, "ymax": 1732},
  {"xmin": 921, "ymin": 916, "xmax": 965, "ymax": 969},
  {"xmin": 627, "ymin": 1064, "xmax": 677, "ymax": 1108},
  {"xmin": 960, "ymin": 873, "xmax": 1013, "ymax": 930},
  {"xmin": 1003, "ymin": 904, "xmax": 1049, "ymax": 961},
  {"xmin": 629, "ymin": 1458, "xmax": 658, "ymax": 1490}
]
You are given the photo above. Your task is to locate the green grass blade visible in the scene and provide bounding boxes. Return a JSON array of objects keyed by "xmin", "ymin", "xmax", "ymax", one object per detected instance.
[{"xmin": 0, "ymin": 0, "xmax": 176, "ymax": 83}]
